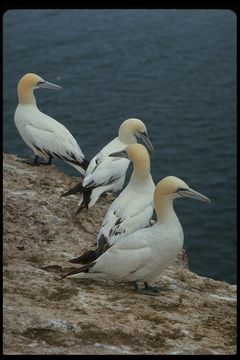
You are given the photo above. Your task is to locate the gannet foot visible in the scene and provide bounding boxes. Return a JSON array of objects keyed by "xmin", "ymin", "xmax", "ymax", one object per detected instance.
[
  {"xmin": 17, "ymin": 158, "xmax": 40, "ymax": 166},
  {"xmin": 17, "ymin": 156, "xmax": 52, "ymax": 166},
  {"xmin": 41, "ymin": 157, "xmax": 52, "ymax": 165},
  {"xmin": 133, "ymin": 281, "xmax": 172, "ymax": 296}
]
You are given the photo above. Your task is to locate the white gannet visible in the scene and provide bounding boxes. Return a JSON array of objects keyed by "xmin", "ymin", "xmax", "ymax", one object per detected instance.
[
  {"xmin": 59, "ymin": 176, "xmax": 210, "ymax": 295},
  {"xmin": 61, "ymin": 118, "xmax": 154, "ymax": 212},
  {"xmin": 69, "ymin": 143, "xmax": 155, "ymax": 264},
  {"xmin": 14, "ymin": 73, "xmax": 88, "ymax": 175}
]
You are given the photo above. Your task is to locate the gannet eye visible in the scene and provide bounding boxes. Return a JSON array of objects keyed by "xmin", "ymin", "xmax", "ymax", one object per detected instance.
[
  {"xmin": 137, "ymin": 130, "xmax": 147, "ymax": 135},
  {"xmin": 177, "ymin": 187, "xmax": 187, "ymax": 192},
  {"xmin": 37, "ymin": 81, "xmax": 45, "ymax": 86},
  {"xmin": 176, "ymin": 187, "xmax": 189, "ymax": 196}
]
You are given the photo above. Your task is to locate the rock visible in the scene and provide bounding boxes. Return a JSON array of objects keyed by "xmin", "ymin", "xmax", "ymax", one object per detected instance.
[{"xmin": 3, "ymin": 153, "xmax": 236, "ymax": 355}]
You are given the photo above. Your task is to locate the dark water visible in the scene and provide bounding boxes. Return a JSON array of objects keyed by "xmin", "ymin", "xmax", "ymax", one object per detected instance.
[{"xmin": 3, "ymin": 9, "xmax": 236, "ymax": 284}]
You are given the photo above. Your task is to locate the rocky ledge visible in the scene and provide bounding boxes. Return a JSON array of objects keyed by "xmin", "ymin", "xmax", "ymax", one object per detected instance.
[{"xmin": 3, "ymin": 153, "xmax": 237, "ymax": 355}]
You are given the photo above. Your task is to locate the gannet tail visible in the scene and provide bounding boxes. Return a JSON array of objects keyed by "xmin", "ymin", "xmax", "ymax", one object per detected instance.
[
  {"xmin": 61, "ymin": 182, "xmax": 93, "ymax": 212},
  {"xmin": 65, "ymin": 158, "xmax": 89, "ymax": 176},
  {"xmin": 60, "ymin": 182, "xmax": 84, "ymax": 197},
  {"xmin": 69, "ymin": 249, "xmax": 98, "ymax": 264},
  {"xmin": 76, "ymin": 189, "xmax": 92, "ymax": 213},
  {"xmin": 69, "ymin": 233, "xmax": 110, "ymax": 265},
  {"xmin": 58, "ymin": 261, "xmax": 97, "ymax": 281}
]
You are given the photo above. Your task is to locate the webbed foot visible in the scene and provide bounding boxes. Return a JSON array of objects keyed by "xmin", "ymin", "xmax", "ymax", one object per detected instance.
[
  {"xmin": 17, "ymin": 155, "xmax": 52, "ymax": 166},
  {"xmin": 133, "ymin": 281, "xmax": 173, "ymax": 296}
]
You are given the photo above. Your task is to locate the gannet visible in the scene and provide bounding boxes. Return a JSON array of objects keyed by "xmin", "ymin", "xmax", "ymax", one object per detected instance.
[
  {"xmin": 59, "ymin": 176, "xmax": 210, "ymax": 296},
  {"xmin": 61, "ymin": 118, "xmax": 154, "ymax": 212},
  {"xmin": 69, "ymin": 143, "xmax": 155, "ymax": 264},
  {"xmin": 14, "ymin": 73, "xmax": 88, "ymax": 175}
]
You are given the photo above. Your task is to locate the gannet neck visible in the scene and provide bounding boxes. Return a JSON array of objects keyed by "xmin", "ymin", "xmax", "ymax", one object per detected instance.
[
  {"xmin": 18, "ymin": 88, "xmax": 36, "ymax": 105},
  {"xmin": 154, "ymin": 176, "xmax": 185, "ymax": 222},
  {"xmin": 154, "ymin": 194, "xmax": 176, "ymax": 222},
  {"xmin": 17, "ymin": 73, "xmax": 43, "ymax": 105},
  {"xmin": 128, "ymin": 144, "xmax": 150, "ymax": 181},
  {"xmin": 118, "ymin": 118, "xmax": 146, "ymax": 144},
  {"xmin": 18, "ymin": 81, "xmax": 36, "ymax": 105}
]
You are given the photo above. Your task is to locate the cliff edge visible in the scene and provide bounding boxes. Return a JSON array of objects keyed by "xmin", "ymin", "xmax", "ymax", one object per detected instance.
[{"xmin": 3, "ymin": 153, "xmax": 237, "ymax": 355}]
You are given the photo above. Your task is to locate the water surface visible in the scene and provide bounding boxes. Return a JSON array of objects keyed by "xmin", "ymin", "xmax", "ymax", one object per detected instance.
[{"xmin": 3, "ymin": 9, "xmax": 236, "ymax": 283}]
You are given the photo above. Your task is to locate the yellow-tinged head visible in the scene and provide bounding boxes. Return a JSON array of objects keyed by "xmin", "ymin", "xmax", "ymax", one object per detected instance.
[
  {"xmin": 155, "ymin": 176, "xmax": 210, "ymax": 202},
  {"xmin": 126, "ymin": 143, "xmax": 149, "ymax": 161},
  {"xmin": 118, "ymin": 118, "xmax": 154, "ymax": 152},
  {"xmin": 17, "ymin": 73, "xmax": 62, "ymax": 104},
  {"xmin": 154, "ymin": 176, "xmax": 211, "ymax": 219},
  {"xmin": 18, "ymin": 73, "xmax": 44, "ymax": 90},
  {"xmin": 109, "ymin": 143, "xmax": 151, "ymax": 180},
  {"xmin": 155, "ymin": 176, "xmax": 188, "ymax": 198}
]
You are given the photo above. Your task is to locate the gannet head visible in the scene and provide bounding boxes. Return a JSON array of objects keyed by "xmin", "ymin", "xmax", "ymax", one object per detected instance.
[
  {"xmin": 155, "ymin": 176, "xmax": 211, "ymax": 203},
  {"xmin": 17, "ymin": 73, "xmax": 62, "ymax": 104},
  {"xmin": 109, "ymin": 144, "xmax": 151, "ymax": 179},
  {"xmin": 18, "ymin": 73, "xmax": 63, "ymax": 91},
  {"xmin": 118, "ymin": 118, "xmax": 154, "ymax": 152},
  {"xmin": 109, "ymin": 143, "xmax": 148, "ymax": 161}
]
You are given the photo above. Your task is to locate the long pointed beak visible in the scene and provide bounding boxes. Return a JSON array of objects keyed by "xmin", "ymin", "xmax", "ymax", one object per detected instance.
[
  {"xmin": 138, "ymin": 132, "xmax": 154, "ymax": 152},
  {"xmin": 109, "ymin": 150, "xmax": 128, "ymax": 159},
  {"xmin": 179, "ymin": 188, "xmax": 211, "ymax": 203},
  {"xmin": 38, "ymin": 81, "xmax": 63, "ymax": 90}
]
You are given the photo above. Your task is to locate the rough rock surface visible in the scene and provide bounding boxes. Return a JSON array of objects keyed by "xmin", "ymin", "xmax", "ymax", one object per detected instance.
[{"xmin": 3, "ymin": 153, "xmax": 237, "ymax": 355}]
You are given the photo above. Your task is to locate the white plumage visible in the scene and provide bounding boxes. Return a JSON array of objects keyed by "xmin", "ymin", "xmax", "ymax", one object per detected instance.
[
  {"xmin": 14, "ymin": 73, "xmax": 88, "ymax": 175},
  {"xmin": 61, "ymin": 118, "xmax": 154, "ymax": 212},
  {"xmin": 69, "ymin": 143, "xmax": 155, "ymax": 264},
  {"xmin": 60, "ymin": 176, "xmax": 211, "ymax": 295}
]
